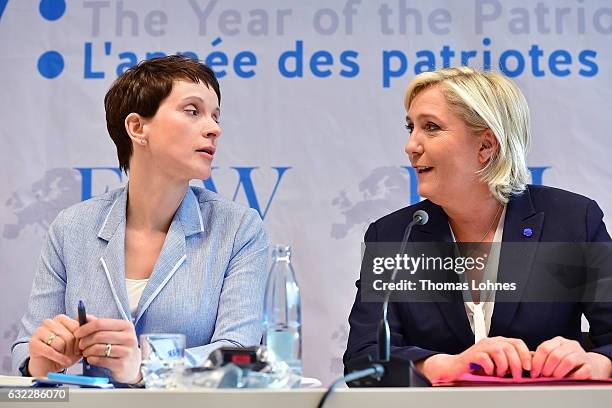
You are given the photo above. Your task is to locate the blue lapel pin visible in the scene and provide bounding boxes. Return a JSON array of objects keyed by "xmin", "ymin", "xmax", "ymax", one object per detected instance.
[{"xmin": 523, "ymin": 227, "xmax": 533, "ymax": 237}]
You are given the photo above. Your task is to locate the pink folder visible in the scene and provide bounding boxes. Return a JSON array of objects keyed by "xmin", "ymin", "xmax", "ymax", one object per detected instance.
[{"xmin": 434, "ymin": 373, "xmax": 612, "ymax": 387}]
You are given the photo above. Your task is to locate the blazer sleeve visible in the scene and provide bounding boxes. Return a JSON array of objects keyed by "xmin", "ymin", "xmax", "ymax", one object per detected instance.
[
  {"xmin": 184, "ymin": 208, "xmax": 269, "ymax": 365},
  {"xmin": 582, "ymin": 199, "xmax": 612, "ymax": 360},
  {"xmin": 343, "ymin": 222, "xmax": 441, "ymax": 369},
  {"xmin": 10, "ymin": 210, "xmax": 69, "ymax": 375}
]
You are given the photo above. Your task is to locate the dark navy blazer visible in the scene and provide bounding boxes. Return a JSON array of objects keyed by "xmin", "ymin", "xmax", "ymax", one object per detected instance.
[{"xmin": 344, "ymin": 185, "xmax": 612, "ymax": 368}]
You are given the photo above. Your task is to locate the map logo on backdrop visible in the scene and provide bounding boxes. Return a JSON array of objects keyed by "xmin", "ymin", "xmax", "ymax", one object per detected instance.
[{"xmin": 3, "ymin": 168, "xmax": 80, "ymax": 239}]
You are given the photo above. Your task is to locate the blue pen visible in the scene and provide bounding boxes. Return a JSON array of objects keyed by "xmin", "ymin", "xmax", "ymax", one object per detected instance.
[
  {"xmin": 469, "ymin": 362, "xmax": 490, "ymax": 376},
  {"xmin": 77, "ymin": 300, "xmax": 90, "ymax": 372},
  {"xmin": 47, "ymin": 372, "xmax": 109, "ymax": 385}
]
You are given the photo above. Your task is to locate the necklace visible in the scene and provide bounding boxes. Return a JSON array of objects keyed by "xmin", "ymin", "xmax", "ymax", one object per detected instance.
[
  {"xmin": 468, "ymin": 203, "xmax": 503, "ymax": 304},
  {"xmin": 476, "ymin": 203, "xmax": 503, "ymax": 243},
  {"xmin": 452, "ymin": 203, "xmax": 503, "ymax": 243}
]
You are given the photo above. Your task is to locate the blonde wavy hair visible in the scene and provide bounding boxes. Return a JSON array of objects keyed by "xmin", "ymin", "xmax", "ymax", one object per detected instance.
[{"xmin": 405, "ymin": 67, "xmax": 531, "ymax": 203}]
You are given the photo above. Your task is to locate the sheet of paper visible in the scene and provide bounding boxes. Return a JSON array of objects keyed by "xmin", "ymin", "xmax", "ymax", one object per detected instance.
[{"xmin": 0, "ymin": 375, "xmax": 35, "ymax": 387}]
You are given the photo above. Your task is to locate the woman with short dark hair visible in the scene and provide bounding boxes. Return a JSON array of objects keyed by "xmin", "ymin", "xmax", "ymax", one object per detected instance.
[{"xmin": 12, "ymin": 55, "xmax": 269, "ymax": 384}]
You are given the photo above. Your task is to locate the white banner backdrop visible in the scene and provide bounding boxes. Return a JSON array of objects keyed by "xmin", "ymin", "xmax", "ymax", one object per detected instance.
[{"xmin": 1, "ymin": 0, "xmax": 611, "ymax": 385}]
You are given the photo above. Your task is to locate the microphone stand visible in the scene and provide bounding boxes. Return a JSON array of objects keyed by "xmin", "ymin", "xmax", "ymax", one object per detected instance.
[{"xmin": 345, "ymin": 210, "xmax": 431, "ymax": 387}]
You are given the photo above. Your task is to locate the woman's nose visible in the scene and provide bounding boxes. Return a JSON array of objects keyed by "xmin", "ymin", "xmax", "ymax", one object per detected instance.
[
  {"xmin": 203, "ymin": 120, "xmax": 221, "ymax": 139},
  {"xmin": 405, "ymin": 133, "xmax": 423, "ymax": 162}
]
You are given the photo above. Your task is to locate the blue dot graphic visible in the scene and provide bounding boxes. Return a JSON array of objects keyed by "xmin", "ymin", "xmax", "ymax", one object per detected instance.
[
  {"xmin": 37, "ymin": 51, "xmax": 64, "ymax": 79},
  {"xmin": 39, "ymin": 0, "xmax": 66, "ymax": 21}
]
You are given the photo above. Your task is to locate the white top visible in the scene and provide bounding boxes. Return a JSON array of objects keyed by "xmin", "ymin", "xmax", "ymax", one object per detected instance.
[
  {"xmin": 125, "ymin": 278, "xmax": 149, "ymax": 319},
  {"xmin": 449, "ymin": 205, "xmax": 507, "ymax": 343}
]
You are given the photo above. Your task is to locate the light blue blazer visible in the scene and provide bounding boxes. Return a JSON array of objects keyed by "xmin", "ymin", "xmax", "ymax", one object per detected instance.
[{"xmin": 11, "ymin": 185, "xmax": 269, "ymax": 376}]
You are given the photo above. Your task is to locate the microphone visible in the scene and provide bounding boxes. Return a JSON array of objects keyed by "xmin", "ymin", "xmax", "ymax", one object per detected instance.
[
  {"xmin": 378, "ymin": 210, "xmax": 428, "ymax": 361},
  {"xmin": 345, "ymin": 210, "xmax": 430, "ymax": 387}
]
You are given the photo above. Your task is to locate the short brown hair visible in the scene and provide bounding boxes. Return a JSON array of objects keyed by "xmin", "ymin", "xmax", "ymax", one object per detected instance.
[{"xmin": 104, "ymin": 55, "xmax": 221, "ymax": 173}]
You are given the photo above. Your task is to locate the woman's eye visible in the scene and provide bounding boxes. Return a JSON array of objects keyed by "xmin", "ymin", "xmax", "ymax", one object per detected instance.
[
  {"xmin": 424, "ymin": 122, "xmax": 439, "ymax": 131},
  {"xmin": 213, "ymin": 116, "xmax": 220, "ymax": 124},
  {"xmin": 405, "ymin": 123, "xmax": 414, "ymax": 133},
  {"xmin": 185, "ymin": 108, "xmax": 199, "ymax": 116}
]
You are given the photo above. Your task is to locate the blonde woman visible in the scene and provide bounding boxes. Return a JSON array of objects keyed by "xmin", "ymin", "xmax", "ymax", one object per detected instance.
[{"xmin": 345, "ymin": 67, "xmax": 612, "ymax": 382}]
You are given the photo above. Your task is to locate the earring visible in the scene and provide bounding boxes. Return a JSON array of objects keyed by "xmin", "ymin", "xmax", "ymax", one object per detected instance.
[{"xmin": 130, "ymin": 136, "xmax": 147, "ymax": 146}]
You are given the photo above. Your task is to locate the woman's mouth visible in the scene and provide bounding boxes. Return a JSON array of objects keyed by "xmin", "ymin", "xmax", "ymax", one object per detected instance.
[
  {"xmin": 415, "ymin": 166, "xmax": 433, "ymax": 174},
  {"xmin": 196, "ymin": 146, "xmax": 215, "ymax": 159}
]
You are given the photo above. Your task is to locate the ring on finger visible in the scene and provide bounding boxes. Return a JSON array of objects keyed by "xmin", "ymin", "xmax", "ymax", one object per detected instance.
[
  {"xmin": 46, "ymin": 334, "xmax": 56, "ymax": 346},
  {"xmin": 105, "ymin": 343, "xmax": 112, "ymax": 358}
]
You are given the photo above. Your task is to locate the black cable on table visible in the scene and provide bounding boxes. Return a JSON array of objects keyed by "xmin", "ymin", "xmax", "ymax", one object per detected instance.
[{"xmin": 316, "ymin": 364, "xmax": 384, "ymax": 408}]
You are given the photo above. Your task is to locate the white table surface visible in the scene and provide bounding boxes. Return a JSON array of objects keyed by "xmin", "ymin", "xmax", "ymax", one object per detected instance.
[{"xmin": 3, "ymin": 386, "xmax": 612, "ymax": 408}]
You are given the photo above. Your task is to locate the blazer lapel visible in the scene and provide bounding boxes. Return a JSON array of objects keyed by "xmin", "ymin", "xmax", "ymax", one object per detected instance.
[
  {"xmin": 98, "ymin": 187, "xmax": 131, "ymax": 321},
  {"xmin": 410, "ymin": 202, "xmax": 475, "ymax": 347},
  {"xmin": 490, "ymin": 187, "xmax": 545, "ymax": 336},
  {"xmin": 134, "ymin": 188, "xmax": 204, "ymax": 324}
]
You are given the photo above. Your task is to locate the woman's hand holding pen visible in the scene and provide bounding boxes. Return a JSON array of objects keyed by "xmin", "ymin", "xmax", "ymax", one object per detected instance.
[
  {"xmin": 74, "ymin": 315, "xmax": 142, "ymax": 384},
  {"xmin": 28, "ymin": 314, "xmax": 82, "ymax": 376}
]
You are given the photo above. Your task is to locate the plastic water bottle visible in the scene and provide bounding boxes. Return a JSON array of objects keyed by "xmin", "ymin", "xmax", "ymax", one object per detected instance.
[{"xmin": 263, "ymin": 245, "xmax": 302, "ymax": 376}]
